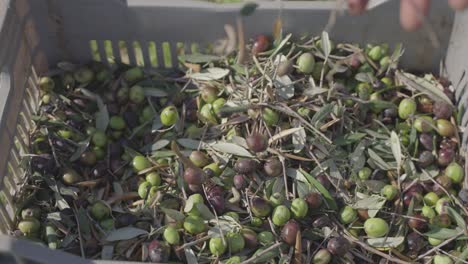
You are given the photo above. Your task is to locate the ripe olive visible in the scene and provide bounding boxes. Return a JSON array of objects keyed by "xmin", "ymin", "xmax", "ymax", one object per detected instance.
[
  {"xmin": 209, "ymin": 237, "xmax": 227, "ymax": 256},
  {"xmin": 147, "ymin": 240, "xmax": 170, "ymax": 263},
  {"xmin": 264, "ymin": 158, "xmax": 282, "ymax": 177},
  {"xmin": 80, "ymin": 151, "xmax": 97, "ymax": 166},
  {"xmin": 418, "ymin": 151, "xmax": 435, "ymax": 168},
  {"xmin": 251, "ymin": 197, "xmax": 271, "ymax": 217},
  {"xmin": 281, "ymin": 220, "xmax": 300, "ymax": 245},
  {"xmin": 407, "ymin": 232, "xmax": 426, "ymax": 253},
  {"xmin": 419, "ymin": 133, "xmax": 434, "ymax": 150},
  {"xmin": 132, "ymin": 155, "xmax": 151, "ymax": 172},
  {"xmin": 340, "ymin": 205, "xmax": 357, "ymax": 224},
  {"xmin": 234, "ymin": 159, "xmax": 258, "ymax": 174},
  {"xmin": 313, "ymin": 249, "xmax": 332, "ymax": 264},
  {"xmin": 414, "ymin": 116, "xmax": 434, "ymax": 133},
  {"xmin": 233, "ymin": 174, "xmax": 246, "ymax": 189},
  {"xmin": 407, "ymin": 214, "xmax": 427, "ymax": 231},
  {"xmin": 358, "ymin": 167, "xmax": 372, "ymax": 180},
  {"xmin": 146, "ymin": 172, "xmax": 161, "ymax": 187},
  {"xmin": 433, "ymin": 101, "xmax": 453, "ymax": 119},
  {"xmin": 252, "ymin": 35, "xmax": 270, "ymax": 55},
  {"xmin": 183, "ymin": 215, "xmax": 206, "ymax": 234},
  {"xmin": 398, "ymin": 98, "xmax": 417, "ymax": 119},
  {"xmin": 357, "ymin": 209, "xmax": 370, "ymax": 221},
  {"xmin": 381, "ymin": 185, "xmax": 398, "ymax": 200},
  {"xmin": 18, "ymin": 218, "xmax": 41, "ymax": 235},
  {"xmin": 21, "ymin": 207, "xmax": 41, "ymax": 220},
  {"xmin": 92, "ymin": 131, "xmax": 107, "ymax": 147},
  {"xmin": 203, "ymin": 163, "xmax": 222, "ymax": 177},
  {"xmin": 227, "ymin": 232, "xmax": 245, "ymax": 253},
  {"xmin": 129, "ymin": 85, "xmax": 145, "ymax": 104},
  {"xmin": 297, "ymin": 53, "xmax": 316, "ymax": 74},
  {"xmin": 241, "ymin": 228, "xmax": 259, "ymax": 248},
  {"xmin": 291, "ymin": 198, "xmax": 308, "ymax": 219},
  {"xmin": 272, "ymin": 205, "xmax": 291, "ymax": 226},
  {"xmin": 184, "ymin": 167, "xmax": 205, "ymax": 185},
  {"xmin": 436, "ymin": 119, "xmax": 455, "ymax": 137},
  {"xmin": 305, "ymin": 192, "xmax": 322, "ymax": 209},
  {"xmin": 445, "ymin": 162, "xmax": 464, "ymax": 184},
  {"xmin": 262, "ymin": 107, "xmax": 279, "ymax": 126},
  {"xmin": 326, "ymin": 237, "xmax": 350, "ymax": 256},
  {"xmin": 418, "ymin": 95, "xmax": 433, "ymax": 113},
  {"xmin": 364, "ymin": 218, "xmax": 389, "ymax": 238},
  {"xmin": 163, "ymin": 226, "xmax": 180, "ymax": 245},
  {"xmin": 277, "ymin": 60, "xmax": 294, "ymax": 76},
  {"xmin": 160, "ymin": 105, "xmax": 179, "ymax": 126},
  {"xmin": 430, "ymin": 214, "xmax": 452, "ymax": 228},
  {"xmin": 90, "ymin": 201, "xmax": 111, "ymax": 220},
  {"xmin": 258, "ymin": 231, "xmax": 274, "ymax": 246},
  {"xmin": 246, "ymin": 133, "xmax": 268, "ymax": 153},
  {"xmin": 124, "ymin": 67, "xmax": 144, "ymax": 82},
  {"xmin": 438, "ymin": 148, "xmax": 455, "ymax": 166}
]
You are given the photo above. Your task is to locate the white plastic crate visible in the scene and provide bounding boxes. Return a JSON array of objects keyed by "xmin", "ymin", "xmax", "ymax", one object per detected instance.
[{"xmin": 0, "ymin": 0, "xmax": 466, "ymax": 263}]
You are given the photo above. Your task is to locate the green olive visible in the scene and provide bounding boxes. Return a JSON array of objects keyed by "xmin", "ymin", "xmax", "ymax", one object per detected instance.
[
  {"xmin": 203, "ymin": 163, "xmax": 222, "ymax": 177},
  {"xmin": 80, "ymin": 151, "xmax": 97, "ymax": 166},
  {"xmin": 225, "ymin": 256, "xmax": 241, "ymax": 264},
  {"xmin": 39, "ymin": 77, "xmax": 55, "ymax": 92},
  {"xmin": 428, "ymin": 237, "xmax": 443, "ymax": 246},
  {"xmin": 381, "ymin": 77, "xmax": 393, "ymax": 87},
  {"xmin": 141, "ymin": 106, "xmax": 155, "ymax": 123},
  {"xmin": 380, "ymin": 56, "xmax": 391, "ymax": 68},
  {"xmin": 358, "ymin": 167, "xmax": 372, "ymax": 180},
  {"xmin": 138, "ymin": 181, "xmax": 151, "ymax": 199},
  {"xmin": 57, "ymin": 129, "xmax": 73, "ymax": 139},
  {"xmin": 91, "ymin": 201, "xmax": 111, "ymax": 221},
  {"xmin": 109, "ymin": 116, "xmax": 126, "ymax": 130},
  {"xmin": 381, "ymin": 185, "xmax": 398, "ymax": 200},
  {"xmin": 92, "ymin": 131, "xmax": 107, "ymax": 147},
  {"xmin": 398, "ymin": 98, "xmax": 417, "ymax": 120},
  {"xmin": 269, "ymin": 192, "xmax": 285, "ymax": 208},
  {"xmin": 209, "ymin": 237, "xmax": 227, "ymax": 256},
  {"xmin": 414, "ymin": 116, "xmax": 434, "ymax": 133},
  {"xmin": 18, "ymin": 218, "xmax": 41, "ymax": 235},
  {"xmin": 296, "ymin": 53, "xmax": 316, "ymax": 74},
  {"xmin": 189, "ymin": 151, "xmax": 210, "ymax": 168},
  {"xmin": 262, "ymin": 108, "xmax": 279, "ymax": 126},
  {"xmin": 146, "ymin": 172, "xmax": 161, "ymax": 187},
  {"xmin": 423, "ymin": 192, "xmax": 439, "ymax": 206},
  {"xmin": 129, "ymin": 85, "xmax": 145, "ymax": 104},
  {"xmin": 183, "ymin": 215, "xmax": 206, "ymax": 234},
  {"xmin": 422, "ymin": 205, "xmax": 436, "ymax": 219},
  {"xmin": 340, "ymin": 205, "xmax": 357, "ymax": 224},
  {"xmin": 93, "ymin": 146, "xmax": 105, "ymax": 160},
  {"xmin": 124, "ymin": 67, "xmax": 144, "ymax": 82},
  {"xmin": 201, "ymin": 86, "xmax": 219, "ymax": 103},
  {"xmin": 313, "ymin": 248, "xmax": 332, "ymax": 264},
  {"xmin": 186, "ymin": 193, "xmax": 204, "ymax": 217},
  {"xmin": 212, "ymin": 98, "xmax": 226, "ymax": 115},
  {"xmin": 435, "ymin": 197, "xmax": 450, "ymax": 214},
  {"xmin": 272, "ymin": 205, "xmax": 291, "ymax": 226},
  {"xmin": 368, "ymin": 46, "xmax": 384, "ymax": 61},
  {"xmin": 224, "ymin": 212, "xmax": 240, "ymax": 221},
  {"xmin": 21, "ymin": 207, "xmax": 41, "ymax": 220},
  {"xmin": 312, "ymin": 61, "xmax": 328, "ymax": 81},
  {"xmin": 199, "ymin": 104, "xmax": 218, "ymax": 125},
  {"xmin": 291, "ymin": 198, "xmax": 308, "ymax": 219},
  {"xmin": 364, "ymin": 218, "xmax": 389, "ymax": 238},
  {"xmin": 258, "ymin": 231, "xmax": 275, "ymax": 246},
  {"xmin": 100, "ymin": 218, "xmax": 115, "ymax": 231},
  {"xmin": 163, "ymin": 226, "xmax": 180, "ymax": 245},
  {"xmin": 251, "ymin": 217, "xmax": 263, "ymax": 227},
  {"xmin": 433, "ymin": 255, "xmax": 454, "ymax": 264},
  {"xmin": 297, "ymin": 107, "xmax": 311, "ymax": 117},
  {"xmin": 132, "ymin": 155, "xmax": 151, "ymax": 172},
  {"xmin": 445, "ymin": 162, "xmax": 464, "ymax": 184},
  {"xmin": 436, "ymin": 119, "xmax": 455, "ymax": 137},
  {"xmin": 160, "ymin": 105, "xmax": 179, "ymax": 126},
  {"xmin": 62, "ymin": 168, "xmax": 82, "ymax": 185},
  {"xmin": 227, "ymin": 232, "xmax": 245, "ymax": 253},
  {"xmin": 74, "ymin": 67, "xmax": 94, "ymax": 83}
]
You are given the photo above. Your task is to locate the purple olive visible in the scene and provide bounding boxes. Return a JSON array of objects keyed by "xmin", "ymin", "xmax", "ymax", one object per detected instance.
[
  {"xmin": 208, "ymin": 195, "xmax": 225, "ymax": 214},
  {"xmin": 419, "ymin": 133, "xmax": 434, "ymax": 150},
  {"xmin": 305, "ymin": 192, "xmax": 322, "ymax": 209},
  {"xmin": 184, "ymin": 167, "xmax": 205, "ymax": 185},
  {"xmin": 433, "ymin": 100, "xmax": 453, "ymax": 119},
  {"xmin": 418, "ymin": 151, "xmax": 434, "ymax": 168},
  {"xmin": 327, "ymin": 237, "xmax": 350, "ymax": 256},
  {"xmin": 264, "ymin": 158, "xmax": 282, "ymax": 177},
  {"xmin": 246, "ymin": 133, "xmax": 268, "ymax": 153},
  {"xmin": 406, "ymin": 232, "xmax": 426, "ymax": 254},
  {"xmin": 234, "ymin": 159, "xmax": 258, "ymax": 174},
  {"xmin": 281, "ymin": 220, "xmax": 300, "ymax": 245},
  {"xmin": 251, "ymin": 197, "xmax": 271, "ymax": 217},
  {"xmin": 147, "ymin": 240, "xmax": 170, "ymax": 263},
  {"xmin": 408, "ymin": 214, "xmax": 427, "ymax": 231},
  {"xmin": 433, "ymin": 175, "xmax": 452, "ymax": 195},
  {"xmin": 233, "ymin": 174, "xmax": 246, "ymax": 189}
]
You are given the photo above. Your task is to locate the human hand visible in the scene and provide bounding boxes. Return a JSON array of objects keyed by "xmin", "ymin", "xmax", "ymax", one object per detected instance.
[{"xmin": 347, "ymin": 0, "xmax": 468, "ymax": 31}]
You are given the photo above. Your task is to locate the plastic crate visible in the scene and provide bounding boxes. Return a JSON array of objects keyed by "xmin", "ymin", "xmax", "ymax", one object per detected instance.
[{"xmin": 0, "ymin": 0, "xmax": 466, "ymax": 263}]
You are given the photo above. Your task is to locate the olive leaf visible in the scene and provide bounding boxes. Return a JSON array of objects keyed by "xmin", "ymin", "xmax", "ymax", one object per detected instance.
[
  {"xmin": 321, "ymin": 31, "xmax": 331, "ymax": 58},
  {"xmin": 209, "ymin": 142, "xmax": 253, "ymax": 157},
  {"xmin": 101, "ymin": 245, "xmax": 114, "ymax": 260},
  {"xmin": 105, "ymin": 227, "xmax": 148, "ymax": 242},
  {"xmin": 299, "ymin": 169, "xmax": 337, "ymax": 210},
  {"xmin": 424, "ymin": 227, "xmax": 462, "ymax": 240},
  {"xmin": 335, "ymin": 132, "xmax": 366, "ymax": 146},
  {"xmin": 76, "ymin": 207, "xmax": 91, "ymax": 240},
  {"xmin": 368, "ymin": 148, "xmax": 391, "ymax": 170},
  {"xmin": 179, "ymin": 54, "xmax": 222, "ymax": 63},
  {"xmin": 292, "ymin": 125, "xmax": 306, "ymax": 153},
  {"xmin": 390, "ymin": 131, "xmax": 402, "ymax": 169},
  {"xmin": 195, "ymin": 203, "xmax": 216, "ymax": 220},
  {"xmin": 396, "ymin": 71, "xmax": 453, "ymax": 106},
  {"xmin": 95, "ymin": 100, "xmax": 109, "ymax": 132},
  {"xmin": 143, "ymin": 87, "xmax": 168, "ymax": 97},
  {"xmin": 177, "ymin": 138, "xmax": 204, "ymax": 150},
  {"xmin": 310, "ymin": 103, "xmax": 334, "ymax": 126},
  {"xmin": 184, "ymin": 248, "xmax": 198, "ymax": 264},
  {"xmin": 161, "ymin": 207, "xmax": 185, "ymax": 222},
  {"xmin": 69, "ymin": 137, "xmax": 90, "ymax": 162},
  {"xmin": 286, "ymin": 168, "xmax": 309, "ymax": 183},
  {"xmin": 367, "ymin": 237, "xmax": 404, "ymax": 248},
  {"xmin": 143, "ymin": 139, "xmax": 170, "ymax": 152},
  {"xmin": 275, "ymin": 75, "xmax": 295, "ymax": 99},
  {"xmin": 351, "ymin": 195, "xmax": 387, "ymax": 218},
  {"xmin": 447, "ymin": 207, "xmax": 466, "ymax": 229},
  {"xmin": 188, "ymin": 67, "xmax": 230, "ymax": 81}
]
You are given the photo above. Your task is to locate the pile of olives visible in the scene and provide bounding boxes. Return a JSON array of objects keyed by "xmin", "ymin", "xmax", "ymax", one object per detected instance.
[{"xmin": 17, "ymin": 31, "xmax": 467, "ymax": 264}]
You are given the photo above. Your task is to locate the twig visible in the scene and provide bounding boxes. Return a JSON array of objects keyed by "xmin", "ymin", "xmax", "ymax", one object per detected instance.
[
  {"xmin": 416, "ymin": 229, "xmax": 464, "ymax": 260},
  {"xmin": 72, "ymin": 205, "xmax": 86, "ymax": 258},
  {"xmin": 181, "ymin": 236, "xmax": 211, "ymax": 249}
]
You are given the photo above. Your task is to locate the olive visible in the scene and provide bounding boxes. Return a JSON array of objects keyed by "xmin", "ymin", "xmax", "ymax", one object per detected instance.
[
  {"xmin": 269, "ymin": 192, "xmax": 285, "ymax": 207},
  {"xmin": 408, "ymin": 214, "xmax": 427, "ymax": 231},
  {"xmin": 430, "ymin": 214, "xmax": 452, "ymax": 228},
  {"xmin": 419, "ymin": 133, "xmax": 434, "ymax": 150},
  {"xmin": 100, "ymin": 218, "xmax": 115, "ymax": 230},
  {"xmin": 92, "ymin": 131, "xmax": 107, "ymax": 147},
  {"xmin": 435, "ymin": 197, "xmax": 450, "ymax": 214},
  {"xmin": 90, "ymin": 201, "xmax": 110, "ymax": 220},
  {"xmin": 138, "ymin": 181, "xmax": 151, "ymax": 199},
  {"xmin": 357, "ymin": 209, "xmax": 370, "ymax": 220},
  {"xmin": 281, "ymin": 220, "xmax": 300, "ymax": 245},
  {"xmin": 246, "ymin": 133, "xmax": 268, "ymax": 153},
  {"xmin": 115, "ymin": 213, "xmax": 138, "ymax": 228},
  {"xmin": 368, "ymin": 45, "xmax": 384, "ymax": 61},
  {"xmin": 363, "ymin": 218, "xmax": 389, "ymax": 238},
  {"xmin": 74, "ymin": 67, "xmax": 94, "ymax": 83},
  {"xmin": 109, "ymin": 116, "xmax": 126, "ymax": 130},
  {"xmin": 433, "ymin": 175, "xmax": 452, "ymax": 195},
  {"xmin": 422, "ymin": 205, "xmax": 436, "ymax": 219},
  {"xmin": 272, "ymin": 205, "xmax": 291, "ymax": 226},
  {"xmin": 296, "ymin": 53, "xmax": 316, "ymax": 74},
  {"xmin": 251, "ymin": 197, "xmax": 271, "ymax": 217},
  {"xmin": 21, "ymin": 207, "xmax": 41, "ymax": 220},
  {"xmin": 403, "ymin": 191, "xmax": 423, "ymax": 207},
  {"xmin": 208, "ymin": 236, "xmax": 227, "ymax": 256},
  {"xmin": 160, "ymin": 105, "xmax": 179, "ymax": 126},
  {"xmin": 208, "ymin": 195, "xmax": 225, "ymax": 214},
  {"xmin": 433, "ymin": 101, "xmax": 453, "ymax": 119},
  {"xmin": 436, "ymin": 119, "xmax": 455, "ymax": 137},
  {"xmin": 313, "ymin": 216, "xmax": 332, "ymax": 228},
  {"xmin": 326, "ymin": 237, "xmax": 350, "ymax": 256},
  {"xmin": 418, "ymin": 151, "xmax": 435, "ymax": 168},
  {"xmin": 186, "ymin": 194, "xmax": 204, "ymax": 217},
  {"xmin": 440, "ymin": 138, "xmax": 457, "ymax": 150},
  {"xmin": 116, "ymin": 87, "xmax": 129, "ymax": 104},
  {"xmin": 438, "ymin": 148, "xmax": 455, "ymax": 167},
  {"xmin": 340, "ymin": 205, "xmax": 357, "ymax": 224},
  {"xmin": 358, "ymin": 167, "xmax": 372, "ymax": 180},
  {"xmin": 57, "ymin": 129, "xmax": 73, "ymax": 139},
  {"xmin": 252, "ymin": 35, "xmax": 270, "ymax": 55},
  {"xmin": 234, "ymin": 159, "xmax": 258, "ymax": 174},
  {"xmin": 312, "ymin": 61, "xmax": 329, "ymax": 81},
  {"xmin": 124, "ymin": 67, "xmax": 144, "ymax": 82},
  {"xmin": 305, "ymin": 192, "xmax": 322, "ymax": 209},
  {"xmin": 381, "ymin": 185, "xmax": 398, "ymax": 200},
  {"xmin": 407, "ymin": 232, "xmax": 426, "ymax": 253},
  {"xmin": 414, "ymin": 116, "xmax": 434, "ymax": 133},
  {"xmin": 200, "ymin": 85, "xmax": 218, "ymax": 104},
  {"xmin": 241, "ymin": 228, "xmax": 258, "ymax": 248},
  {"xmin": 262, "ymin": 107, "xmax": 279, "ymax": 126},
  {"xmin": 357, "ymin": 82, "xmax": 372, "ymax": 100},
  {"xmin": 189, "ymin": 151, "xmax": 209, "ymax": 168},
  {"xmin": 224, "ymin": 212, "xmax": 239, "ymax": 221},
  {"xmin": 199, "ymin": 104, "xmax": 218, "ymax": 124},
  {"xmin": 445, "ymin": 162, "xmax": 464, "ymax": 184},
  {"xmin": 417, "ymin": 95, "xmax": 433, "ymax": 113},
  {"xmin": 233, "ymin": 174, "xmax": 246, "ymax": 189},
  {"xmin": 80, "ymin": 151, "xmax": 97, "ymax": 166},
  {"xmin": 433, "ymin": 255, "xmax": 454, "ymax": 264},
  {"xmin": 93, "ymin": 147, "xmax": 105, "ymax": 160},
  {"xmin": 227, "ymin": 232, "xmax": 245, "ymax": 253},
  {"xmin": 183, "ymin": 215, "xmax": 206, "ymax": 234},
  {"xmin": 146, "ymin": 172, "xmax": 161, "ymax": 187},
  {"xmin": 291, "ymin": 198, "xmax": 308, "ymax": 219},
  {"xmin": 264, "ymin": 158, "xmax": 282, "ymax": 177},
  {"xmin": 203, "ymin": 163, "xmax": 222, "ymax": 177},
  {"xmin": 38, "ymin": 76, "xmax": 56, "ymax": 92},
  {"xmin": 184, "ymin": 167, "xmax": 205, "ymax": 185},
  {"xmin": 18, "ymin": 218, "xmax": 40, "ymax": 235},
  {"xmin": 423, "ymin": 192, "xmax": 439, "ymax": 206},
  {"xmin": 132, "ymin": 156, "xmax": 150, "ymax": 172},
  {"xmin": 277, "ymin": 59, "xmax": 294, "ymax": 76},
  {"xmin": 258, "ymin": 231, "xmax": 274, "ymax": 246},
  {"xmin": 225, "ymin": 256, "xmax": 241, "ymax": 264},
  {"xmin": 398, "ymin": 98, "xmax": 417, "ymax": 119},
  {"xmin": 147, "ymin": 240, "xmax": 170, "ymax": 263},
  {"xmin": 313, "ymin": 249, "xmax": 332, "ymax": 264},
  {"xmin": 316, "ymin": 174, "xmax": 331, "ymax": 189},
  {"xmin": 129, "ymin": 85, "xmax": 145, "ymax": 104},
  {"xmin": 251, "ymin": 217, "xmax": 263, "ymax": 227},
  {"xmin": 163, "ymin": 226, "xmax": 180, "ymax": 245},
  {"xmin": 62, "ymin": 168, "xmax": 82, "ymax": 185}
]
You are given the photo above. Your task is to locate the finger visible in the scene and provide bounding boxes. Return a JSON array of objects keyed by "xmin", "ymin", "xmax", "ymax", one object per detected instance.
[
  {"xmin": 347, "ymin": 0, "xmax": 369, "ymax": 15},
  {"xmin": 448, "ymin": 0, "xmax": 468, "ymax": 10},
  {"xmin": 400, "ymin": 0, "xmax": 430, "ymax": 31}
]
